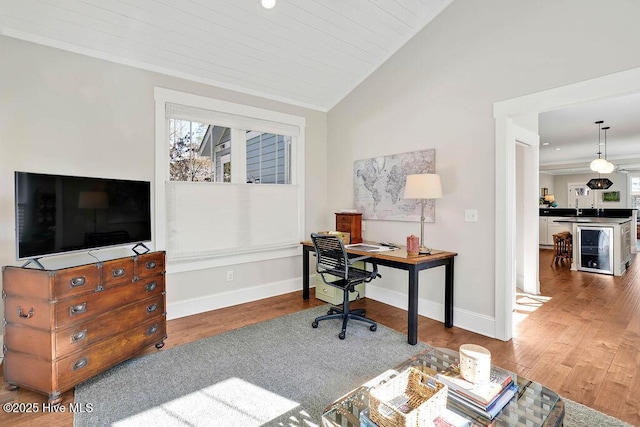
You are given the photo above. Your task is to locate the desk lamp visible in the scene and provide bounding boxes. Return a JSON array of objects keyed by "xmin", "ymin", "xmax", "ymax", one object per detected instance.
[{"xmin": 403, "ymin": 173, "xmax": 442, "ymax": 254}]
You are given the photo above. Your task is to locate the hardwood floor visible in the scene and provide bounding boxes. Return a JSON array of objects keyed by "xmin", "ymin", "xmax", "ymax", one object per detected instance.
[{"xmin": 2, "ymin": 249, "xmax": 639, "ymax": 426}]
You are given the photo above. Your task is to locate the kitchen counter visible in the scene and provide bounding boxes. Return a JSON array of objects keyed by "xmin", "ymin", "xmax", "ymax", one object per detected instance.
[
  {"xmin": 553, "ymin": 217, "xmax": 631, "ymax": 225},
  {"xmin": 540, "ymin": 208, "xmax": 636, "ymax": 218}
]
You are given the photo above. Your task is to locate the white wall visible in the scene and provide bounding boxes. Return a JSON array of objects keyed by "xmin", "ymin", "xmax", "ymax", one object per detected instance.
[
  {"xmin": 539, "ymin": 174, "xmax": 555, "ymax": 200},
  {"xmin": 327, "ymin": 0, "xmax": 640, "ymax": 337},
  {"xmin": 551, "ymin": 172, "xmax": 628, "ymax": 208},
  {"xmin": 0, "ymin": 36, "xmax": 329, "ymax": 325}
]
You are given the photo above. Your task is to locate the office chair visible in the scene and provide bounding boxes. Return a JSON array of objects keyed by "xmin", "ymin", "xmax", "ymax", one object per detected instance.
[{"xmin": 310, "ymin": 233, "xmax": 380, "ymax": 340}]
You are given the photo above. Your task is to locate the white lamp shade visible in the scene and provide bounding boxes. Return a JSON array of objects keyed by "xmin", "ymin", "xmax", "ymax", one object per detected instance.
[
  {"xmin": 404, "ymin": 174, "xmax": 442, "ymax": 199},
  {"xmin": 599, "ymin": 161, "xmax": 615, "ymax": 174},
  {"xmin": 590, "ymin": 158, "xmax": 609, "ymax": 172}
]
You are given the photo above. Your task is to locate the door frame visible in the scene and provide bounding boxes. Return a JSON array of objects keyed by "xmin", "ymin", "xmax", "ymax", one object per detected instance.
[
  {"xmin": 493, "ymin": 66, "xmax": 640, "ymax": 341},
  {"xmin": 514, "ymin": 126, "xmax": 540, "ymax": 296}
]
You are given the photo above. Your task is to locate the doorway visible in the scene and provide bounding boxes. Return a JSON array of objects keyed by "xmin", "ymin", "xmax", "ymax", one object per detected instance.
[{"xmin": 494, "ymin": 66, "xmax": 640, "ymax": 341}]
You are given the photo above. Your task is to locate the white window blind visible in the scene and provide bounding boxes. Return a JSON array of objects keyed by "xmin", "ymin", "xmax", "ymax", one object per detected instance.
[
  {"xmin": 155, "ymin": 88, "xmax": 305, "ymax": 265},
  {"xmin": 166, "ymin": 182, "xmax": 300, "ymax": 259},
  {"xmin": 166, "ymin": 103, "xmax": 300, "ymax": 137}
]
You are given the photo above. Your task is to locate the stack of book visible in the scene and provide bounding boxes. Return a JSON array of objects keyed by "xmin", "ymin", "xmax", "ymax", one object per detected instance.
[{"xmin": 436, "ymin": 363, "xmax": 518, "ymax": 420}]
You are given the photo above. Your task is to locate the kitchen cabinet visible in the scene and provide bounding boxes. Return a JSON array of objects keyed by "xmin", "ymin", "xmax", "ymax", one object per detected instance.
[{"xmin": 540, "ymin": 217, "xmax": 571, "ymax": 245}]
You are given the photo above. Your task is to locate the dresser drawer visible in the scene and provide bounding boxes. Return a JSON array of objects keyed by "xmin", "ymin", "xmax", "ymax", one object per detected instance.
[
  {"xmin": 56, "ymin": 318, "xmax": 166, "ymax": 392},
  {"xmin": 315, "ymin": 279, "xmax": 338, "ymax": 301},
  {"xmin": 336, "ymin": 215, "xmax": 353, "ymax": 225},
  {"xmin": 101, "ymin": 258, "xmax": 135, "ymax": 289},
  {"xmin": 315, "ymin": 275, "xmax": 364, "ymax": 305},
  {"xmin": 55, "ymin": 294, "xmax": 165, "ymax": 357},
  {"xmin": 3, "ymin": 318, "xmax": 166, "ymax": 397},
  {"xmin": 54, "ymin": 277, "xmax": 164, "ymax": 328},
  {"xmin": 136, "ymin": 252, "xmax": 165, "ymax": 279},
  {"xmin": 336, "ymin": 223, "xmax": 351, "ymax": 233},
  {"xmin": 54, "ymin": 264, "xmax": 102, "ymax": 299},
  {"xmin": 2, "ymin": 265, "xmax": 100, "ymax": 300}
]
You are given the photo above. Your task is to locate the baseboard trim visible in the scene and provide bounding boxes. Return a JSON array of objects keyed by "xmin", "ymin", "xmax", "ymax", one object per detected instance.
[
  {"xmin": 165, "ymin": 276, "xmax": 496, "ymax": 339},
  {"xmin": 365, "ymin": 285, "xmax": 496, "ymax": 339},
  {"xmin": 166, "ymin": 277, "xmax": 309, "ymax": 320}
]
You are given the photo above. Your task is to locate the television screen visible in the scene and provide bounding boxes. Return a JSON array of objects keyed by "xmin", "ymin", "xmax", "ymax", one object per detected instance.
[{"xmin": 15, "ymin": 171, "xmax": 152, "ymax": 260}]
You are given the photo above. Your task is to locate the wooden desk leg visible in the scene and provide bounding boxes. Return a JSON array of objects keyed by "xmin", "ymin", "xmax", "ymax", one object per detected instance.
[
  {"xmin": 408, "ymin": 266, "xmax": 419, "ymax": 345},
  {"xmin": 444, "ymin": 258, "xmax": 454, "ymax": 328},
  {"xmin": 303, "ymin": 246, "xmax": 310, "ymax": 300}
]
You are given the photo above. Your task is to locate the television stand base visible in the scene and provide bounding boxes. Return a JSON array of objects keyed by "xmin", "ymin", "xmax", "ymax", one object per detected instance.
[
  {"xmin": 132, "ymin": 242, "xmax": 150, "ymax": 255},
  {"xmin": 21, "ymin": 257, "xmax": 45, "ymax": 269}
]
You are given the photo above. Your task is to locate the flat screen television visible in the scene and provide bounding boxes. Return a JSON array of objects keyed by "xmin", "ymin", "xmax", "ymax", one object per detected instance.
[{"xmin": 15, "ymin": 171, "xmax": 152, "ymax": 260}]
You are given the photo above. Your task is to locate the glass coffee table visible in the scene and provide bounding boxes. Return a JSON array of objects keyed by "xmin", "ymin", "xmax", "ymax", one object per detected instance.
[{"xmin": 322, "ymin": 347, "xmax": 563, "ymax": 427}]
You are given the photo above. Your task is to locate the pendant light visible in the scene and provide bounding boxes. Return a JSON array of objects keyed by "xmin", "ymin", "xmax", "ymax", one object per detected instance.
[
  {"xmin": 261, "ymin": 0, "xmax": 276, "ymax": 9},
  {"xmin": 599, "ymin": 126, "xmax": 615, "ymax": 173},
  {"xmin": 589, "ymin": 121, "xmax": 608, "ymax": 172},
  {"xmin": 587, "ymin": 177, "xmax": 613, "ymax": 189},
  {"xmin": 587, "ymin": 123, "xmax": 614, "ymax": 189}
]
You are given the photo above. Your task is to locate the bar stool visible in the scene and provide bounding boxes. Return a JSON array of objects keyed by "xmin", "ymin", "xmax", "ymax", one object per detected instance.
[{"xmin": 552, "ymin": 231, "xmax": 572, "ymax": 266}]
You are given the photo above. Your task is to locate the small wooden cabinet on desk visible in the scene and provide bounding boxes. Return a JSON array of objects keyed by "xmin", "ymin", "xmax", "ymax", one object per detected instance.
[
  {"xmin": 2, "ymin": 251, "xmax": 167, "ymax": 403},
  {"xmin": 335, "ymin": 212, "xmax": 363, "ymax": 244}
]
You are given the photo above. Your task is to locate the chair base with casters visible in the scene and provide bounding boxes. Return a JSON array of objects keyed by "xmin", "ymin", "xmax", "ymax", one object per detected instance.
[
  {"xmin": 310, "ymin": 233, "xmax": 380, "ymax": 340},
  {"xmin": 311, "ymin": 283, "xmax": 377, "ymax": 340}
]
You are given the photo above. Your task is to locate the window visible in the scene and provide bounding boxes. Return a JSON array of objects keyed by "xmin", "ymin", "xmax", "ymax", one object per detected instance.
[
  {"xmin": 169, "ymin": 120, "xmax": 232, "ymax": 183},
  {"xmin": 246, "ymin": 131, "xmax": 290, "ymax": 184},
  {"xmin": 632, "ymin": 176, "xmax": 640, "ymax": 194},
  {"xmin": 154, "ymin": 88, "xmax": 305, "ymax": 268}
]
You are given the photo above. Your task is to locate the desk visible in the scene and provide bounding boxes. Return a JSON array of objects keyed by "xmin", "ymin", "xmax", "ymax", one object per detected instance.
[{"xmin": 301, "ymin": 242, "xmax": 457, "ymax": 345}]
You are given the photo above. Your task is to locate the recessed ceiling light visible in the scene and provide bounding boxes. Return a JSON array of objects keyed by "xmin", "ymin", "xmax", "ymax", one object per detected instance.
[
  {"xmin": 542, "ymin": 142, "xmax": 550, "ymax": 146},
  {"xmin": 261, "ymin": 0, "xmax": 276, "ymax": 9},
  {"xmin": 554, "ymin": 148, "xmax": 561, "ymax": 151}
]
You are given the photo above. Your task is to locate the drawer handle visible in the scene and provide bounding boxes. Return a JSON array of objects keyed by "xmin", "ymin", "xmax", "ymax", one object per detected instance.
[
  {"xmin": 112, "ymin": 268, "xmax": 126, "ymax": 278},
  {"xmin": 145, "ymin": 261, "xmax": 157, "ymax": 270},
  {"xmin": 72, "ymin": 357, "xmax": 88, "ymax": 371},
  {"xmin": 17, "ymin": 306, "xmax": 34, "ymax": 319},
  {"xmin": 145, "ymin": 282, "xmax": 157, "ymax": 292},
  {"xmin": 71, "ymin": 329, "xmax": 88, "ymax": 343},
  {"xmin": 70, "ymin": 303, "xmax": 87, "ymax": 315},
  {"xmin": 146, "ymin": 324, "xmax": 158, "ymax": 336},
  {"xmin": 70, "ymin": 276, "xmax": 86, "ymax": 288},
  {"xmin": 147, "ymin": 304, "xmax": 158, "ymax": 314}
]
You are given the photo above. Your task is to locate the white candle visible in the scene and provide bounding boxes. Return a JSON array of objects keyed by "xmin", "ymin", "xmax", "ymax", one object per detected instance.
[{"xmin": 459, "ymin": 344, "xmax": 491, "ymax": 384}]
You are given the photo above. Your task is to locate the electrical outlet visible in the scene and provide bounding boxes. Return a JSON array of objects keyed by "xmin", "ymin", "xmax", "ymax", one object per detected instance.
[
  {"xmin": 465, "ymin": 209, "xmax": 479, "ymax": 222},
  {"xmin": 226, "ymin": 271, "xmax": 234, "ymax": 281}
]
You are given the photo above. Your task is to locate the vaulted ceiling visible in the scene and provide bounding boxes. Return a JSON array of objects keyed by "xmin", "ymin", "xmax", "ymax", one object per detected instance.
[{"xmin": 0, "ymin": 0, "xmax": 454, "ymax": 111}]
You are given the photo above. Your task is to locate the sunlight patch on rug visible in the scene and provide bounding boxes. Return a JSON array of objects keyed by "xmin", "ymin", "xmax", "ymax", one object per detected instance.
[{"xmin": 113, "ymin": 378, "xmax": 300, "ymax": 427}]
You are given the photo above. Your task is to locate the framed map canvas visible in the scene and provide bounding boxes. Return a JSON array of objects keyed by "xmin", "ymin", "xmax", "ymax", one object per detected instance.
[{"xmin": 354, "ymin": 149, "xmax": 435, "ymax": 221}]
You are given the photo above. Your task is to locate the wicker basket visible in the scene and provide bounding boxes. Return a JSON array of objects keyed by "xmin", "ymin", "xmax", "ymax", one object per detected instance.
[
  {"xmin": 318, "ymin": 230, "xmax": 350, "ymax": 245},
  {"xmin": 369, "ymin": 367, "xmax": 448, "ymax": 427}
]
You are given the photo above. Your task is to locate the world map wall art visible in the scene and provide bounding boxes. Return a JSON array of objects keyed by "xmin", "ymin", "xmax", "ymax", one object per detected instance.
[{"xmin": 353, "ymin": 149, "xmax": 436, "ymax": 222}]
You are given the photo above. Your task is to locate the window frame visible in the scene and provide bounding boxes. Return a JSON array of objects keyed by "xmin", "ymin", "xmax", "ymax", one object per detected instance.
[{"xmin": 154, "ymin": 88, "xmax": 306, "ymax": 272}]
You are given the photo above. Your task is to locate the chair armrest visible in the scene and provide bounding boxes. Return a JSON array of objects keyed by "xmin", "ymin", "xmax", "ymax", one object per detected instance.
[{"xmin": 347, "ymin": 255, "xmax": 371, "ymax": 264}]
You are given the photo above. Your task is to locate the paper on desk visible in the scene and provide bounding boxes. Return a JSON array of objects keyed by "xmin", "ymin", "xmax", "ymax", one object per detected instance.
[{"xmin": 345, "ymin": 243, "xmax": 395, "ymax": 252}]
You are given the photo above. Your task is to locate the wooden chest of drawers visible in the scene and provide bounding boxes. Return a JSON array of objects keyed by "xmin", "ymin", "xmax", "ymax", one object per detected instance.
[
  {"xmin": 2, "ymin": 251, "xmax": 166, "ymax": 403},
  {"xmin": 335, "ymin": 212, "xmax": 363, "ymax": 244}
]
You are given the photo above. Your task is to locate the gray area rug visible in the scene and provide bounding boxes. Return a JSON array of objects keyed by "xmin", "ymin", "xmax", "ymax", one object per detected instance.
[
  {"xmin": 74, "ymin": 305, "xmax": 632, "ymax": 426},
  {"xmin": 563, "ymin": 399, "xmax": 632, "ymax": 427},
  {"xmin": 74, "ymin": 305, "xmax": 429, "ymax": 426}
]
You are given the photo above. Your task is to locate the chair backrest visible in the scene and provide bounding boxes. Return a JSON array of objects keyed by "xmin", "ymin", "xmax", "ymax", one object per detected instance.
[{"xmin": 310, "ymin": 233, "xmax": 350, "ymax": 279}]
